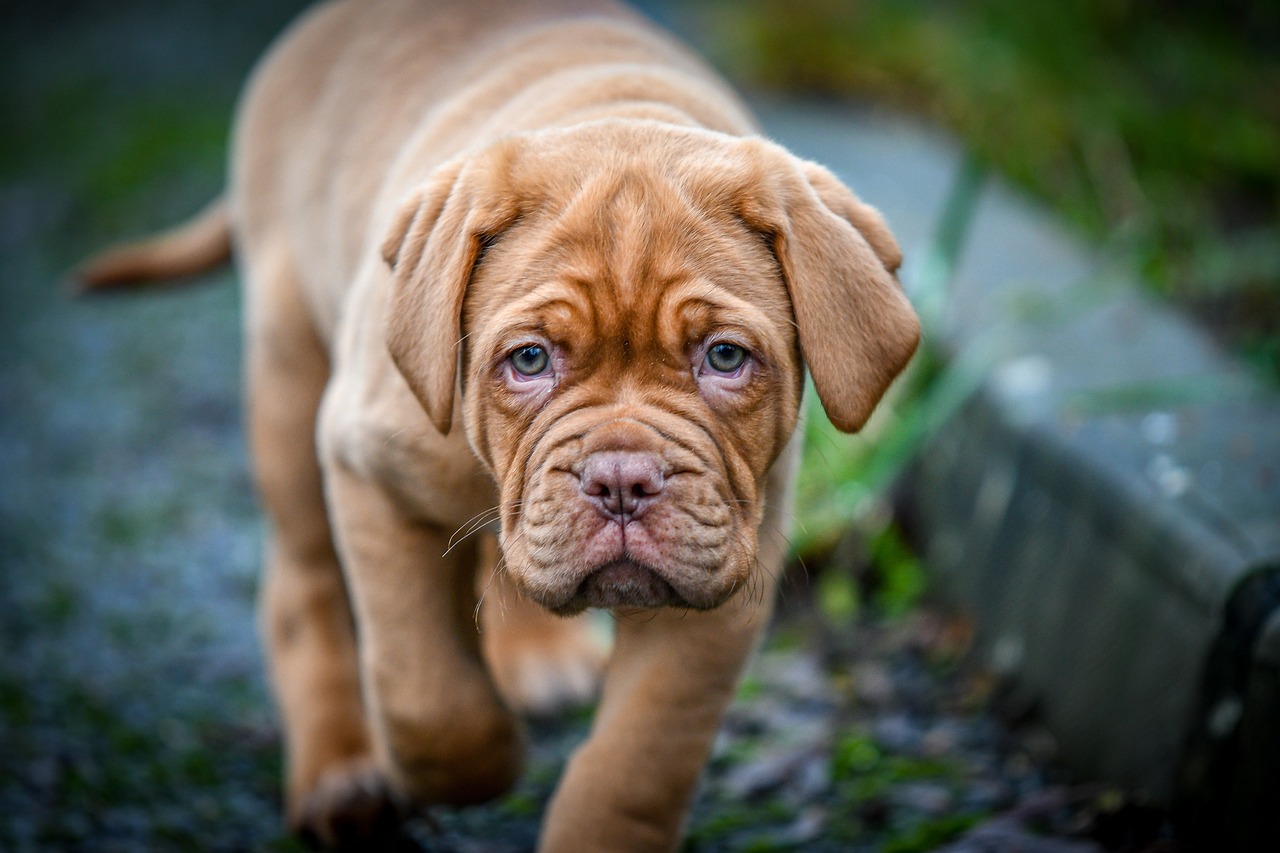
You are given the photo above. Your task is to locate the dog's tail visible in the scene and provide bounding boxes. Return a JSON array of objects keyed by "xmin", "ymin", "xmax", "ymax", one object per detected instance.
[{"xmin": 75, "ymin": 196, "xmax": 232, "ymax": 292}]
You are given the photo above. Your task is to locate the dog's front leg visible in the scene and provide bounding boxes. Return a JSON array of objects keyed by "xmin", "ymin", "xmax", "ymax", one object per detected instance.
[
  {"xmin": 323, "ymin": 463, "xmax": 525, "ymax": 809},
  {"xmin": 539, "ymin": 592, "xmax": 776, "ymax": 852},
  {"xmin": 538, "ymin": 435, "xmax": 798, "ymax": 852}
]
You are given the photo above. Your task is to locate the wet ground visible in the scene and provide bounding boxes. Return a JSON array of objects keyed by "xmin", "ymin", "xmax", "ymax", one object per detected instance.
[{"xmin": 1, "ymin": 2, "xmax": 1184, "ymax": 850}]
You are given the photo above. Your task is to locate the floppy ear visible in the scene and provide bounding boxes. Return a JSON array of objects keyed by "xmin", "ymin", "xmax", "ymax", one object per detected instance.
[
  {"xmin": 797, "ymin": 161, "xmax": 903, "ymax": 276},
  {"xmin": 737, "ymin": 143, "xmax": 920, "ymax": 433},
  {"xmin": 382, "ymin": 144, "xmax": 522, "ymax": 434}
]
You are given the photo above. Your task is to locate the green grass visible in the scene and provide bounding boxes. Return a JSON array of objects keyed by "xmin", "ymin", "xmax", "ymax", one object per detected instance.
[
  {"xmin": 713, "ymin": 0, "xmax": 1280, "ymax": 381},
  {"xmin": 792, "ymin": 159, "xmax": 986, "ymax": 584}
]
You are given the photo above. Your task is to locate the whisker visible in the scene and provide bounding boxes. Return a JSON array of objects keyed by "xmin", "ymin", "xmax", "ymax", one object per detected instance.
[
  {"xmin": 473, "ymin": 555, "xmax": 506, "ymax": 627},
  {"xmin": 446, "ymin": 499, "xmax": 527, "ymax": 558},
  {"xmin": 446, "ymin": 505, "xmax": 504, "ymax": 554}
]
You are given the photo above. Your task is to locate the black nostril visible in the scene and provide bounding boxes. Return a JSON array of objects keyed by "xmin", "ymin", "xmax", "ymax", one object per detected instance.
[{"xmin": 631, "ymin": 482, "xmax": 653, "ymax": 499}]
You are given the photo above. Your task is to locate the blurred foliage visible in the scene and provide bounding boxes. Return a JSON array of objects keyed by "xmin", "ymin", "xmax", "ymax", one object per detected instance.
[
  {"xmin": 814, "ymin": 524, "xmax": 929, "ymax": 626},
  {"xmin": 713, "ymin": 0, "xmax": 1280, "ymax": 380}
]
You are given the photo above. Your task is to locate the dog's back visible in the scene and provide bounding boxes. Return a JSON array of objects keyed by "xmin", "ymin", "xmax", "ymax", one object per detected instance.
[{"xmin": 231, "ymin": 0, "xmax": 753, "ymax": 341}]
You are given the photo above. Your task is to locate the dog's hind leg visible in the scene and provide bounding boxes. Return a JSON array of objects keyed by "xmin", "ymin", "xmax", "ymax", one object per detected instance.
[{"xmin": 243, "ymin": 245, "xmax": 399, "ymax": 846}]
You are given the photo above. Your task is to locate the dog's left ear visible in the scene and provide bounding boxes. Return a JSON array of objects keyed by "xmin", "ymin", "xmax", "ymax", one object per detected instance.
[
  {"xmin": 381, "ymin": 142, "xmax": 522, "ymax": 434},
  {"xmin": 737, "ymin": 142, "xmax": 920, "ymax": 433}
]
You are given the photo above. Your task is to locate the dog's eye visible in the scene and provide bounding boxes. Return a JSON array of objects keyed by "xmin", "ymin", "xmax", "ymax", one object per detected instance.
[
  {"xmin": 704, "ymin": 342, "xmax": 747, "ymax": 374},
  {"xmin": 510, "ymin": 344, "xmax": 550, "ymax": 377}
]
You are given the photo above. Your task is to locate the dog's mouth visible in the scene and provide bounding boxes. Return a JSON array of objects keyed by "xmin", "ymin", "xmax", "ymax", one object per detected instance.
[
  {"xmin": 504, "ymin": 427, "xmax": 756, "ymax": 615},
  {"xmin": 553, "ymin": 558, "xmax": 684, "ymax": 614}
]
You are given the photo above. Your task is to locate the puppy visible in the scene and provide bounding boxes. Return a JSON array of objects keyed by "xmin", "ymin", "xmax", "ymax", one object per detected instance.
[{"xmin": 80, "ymin": 0, "xmax": 919, "ymax": 849}]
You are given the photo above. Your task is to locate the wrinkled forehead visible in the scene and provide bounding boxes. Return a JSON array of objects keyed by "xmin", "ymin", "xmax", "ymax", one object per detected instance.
[{"xmin": 465, "ymin": 157, "xmax": 794, "ymax": 352}]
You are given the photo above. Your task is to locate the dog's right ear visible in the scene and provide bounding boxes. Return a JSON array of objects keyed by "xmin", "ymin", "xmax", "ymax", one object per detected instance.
[{"xmin": 382, "ymin": 144, "xmax": 522, "ymax": 434}]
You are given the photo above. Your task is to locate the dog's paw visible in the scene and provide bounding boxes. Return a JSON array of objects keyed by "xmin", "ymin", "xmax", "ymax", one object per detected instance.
[
  {"xmin": 484, "ymin": 611, "xmax": 610, "ymax": 716},
  {"xmin": 293, "ymin": 758, "xmax": 407, "ymax": 850}
]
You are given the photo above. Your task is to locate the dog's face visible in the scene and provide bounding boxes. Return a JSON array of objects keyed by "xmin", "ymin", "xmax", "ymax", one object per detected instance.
[{"xmin": 382, "ymin": 123, "xmax": 918, "ymax": 614}]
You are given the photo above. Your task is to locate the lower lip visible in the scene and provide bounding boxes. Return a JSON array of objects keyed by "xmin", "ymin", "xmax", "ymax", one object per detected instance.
[{"xmin": 574, "ymin": 559, "xmax": 679, "ymax": 609}]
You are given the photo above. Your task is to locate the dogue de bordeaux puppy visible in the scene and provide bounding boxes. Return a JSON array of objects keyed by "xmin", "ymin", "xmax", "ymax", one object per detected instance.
[{"xmin": 80, "ymin": 0, "xmax": 919, "ymax": 848}]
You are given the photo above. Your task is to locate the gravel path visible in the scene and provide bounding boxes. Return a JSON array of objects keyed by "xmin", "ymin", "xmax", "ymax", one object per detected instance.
[{"xmin": 1, "ymin": 3, "xmax": 1181, "ymax": 850}]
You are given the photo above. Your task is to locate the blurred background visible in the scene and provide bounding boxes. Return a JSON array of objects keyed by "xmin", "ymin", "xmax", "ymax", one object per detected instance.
[
  {"xmin": 2, "ymin": 1, "xmax": 1277, "ymax": 851},
  {"xmin": 705, "ymin": 0, "xmax": 1280, "ymax": 383}
]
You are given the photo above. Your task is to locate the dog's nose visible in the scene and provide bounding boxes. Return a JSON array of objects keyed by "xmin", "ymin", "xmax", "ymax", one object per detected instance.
[{"xmin": 579, "ymin": 452, "xmax": 664, "ymax": 519}]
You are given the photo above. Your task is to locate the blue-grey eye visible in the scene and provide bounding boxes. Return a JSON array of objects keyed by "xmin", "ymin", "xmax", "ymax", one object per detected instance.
[
  {"xmin": 705, "ymin": 343, "xmax": 747, "ymax": 373},
  {"xmin": 510, "ymin": 344, "xmax": 550, "ymax": 376}
]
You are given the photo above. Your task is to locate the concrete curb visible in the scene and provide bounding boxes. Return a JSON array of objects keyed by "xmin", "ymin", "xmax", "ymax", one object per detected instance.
[{"xmin": 748, "ymin": 94, "xmax": 1277, "ymax": 848}]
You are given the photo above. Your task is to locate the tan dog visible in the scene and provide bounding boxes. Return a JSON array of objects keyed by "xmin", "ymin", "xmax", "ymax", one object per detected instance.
[{"xmin": 80, "ymin": 0, "xmax": 919, "ymax": 849}]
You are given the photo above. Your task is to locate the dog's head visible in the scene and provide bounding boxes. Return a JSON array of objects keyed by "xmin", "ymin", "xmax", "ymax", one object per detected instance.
[{"xmin": 382, "ymin": 123, "xmax": 918, "ymax": 614}]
